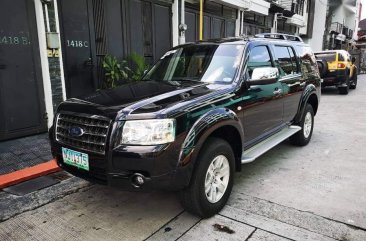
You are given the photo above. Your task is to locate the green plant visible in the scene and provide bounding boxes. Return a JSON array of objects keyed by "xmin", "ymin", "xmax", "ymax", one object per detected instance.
[
  {"xmin": 101, "ymin": 53, "xmax": 148, "ymax": 89},
  {"xmin": 128, "ymin": 52, "xmax": 149, "ymax": 81},
  {"xmin": 102, "ymin": 55, "xmax": 130, "ymax": 89}
]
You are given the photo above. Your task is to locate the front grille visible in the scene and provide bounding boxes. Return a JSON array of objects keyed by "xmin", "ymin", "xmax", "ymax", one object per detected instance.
[{"xmin": 55, "ymin": 113, "xmax": 111, "ymax": 154}]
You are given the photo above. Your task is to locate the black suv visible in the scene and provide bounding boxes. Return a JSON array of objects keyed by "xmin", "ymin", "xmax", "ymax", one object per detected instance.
[{"xmin": 49, "ymin": 33, "xmax": 321, "ymax": 218}]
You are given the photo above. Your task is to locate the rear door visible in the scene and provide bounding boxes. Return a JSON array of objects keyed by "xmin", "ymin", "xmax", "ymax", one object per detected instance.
[
  {"xmin": 271, "ymin": 45, "xmax": 303, "ymax": 123},
  {"xmin": 240, "ymin": 43, "xmax": 284, "ymax": 146},
  {"xmin": 0, "ymin": 0, "xmax": 47, "ymax": 140}
]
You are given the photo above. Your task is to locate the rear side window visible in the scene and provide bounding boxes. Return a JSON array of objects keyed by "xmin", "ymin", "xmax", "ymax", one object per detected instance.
[
  {"xmin": 288, "ymin": 47, "xmax": 299, "ymax": 73},
  {"xmin": 338, "ymin": 53, "xmax": 345, "ymax": 61},
  {"xmin": 296, "ymin": 45, "xmax": 319, "ymax": 78},
  {"xmin": 273, "ymin": 46, "xmax": 298, "ymax": 76},
  {"xmin": 315, "ymin": 53, "xmax": 336, "ymax": 62}
]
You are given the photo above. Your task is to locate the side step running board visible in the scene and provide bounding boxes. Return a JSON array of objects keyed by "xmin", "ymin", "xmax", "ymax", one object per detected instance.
[{"xmin": 241, "ymin": 126, "xmax": 301, "ymax": 164}]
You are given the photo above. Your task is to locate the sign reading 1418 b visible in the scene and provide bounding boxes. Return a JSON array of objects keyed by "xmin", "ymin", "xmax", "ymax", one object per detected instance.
[
  {"xmin": 0, "ymin": 36, "xmax": 31, "ymax": 45},
  {"xmin": 66, "ymin": 40, "xmax": 89, "ymax": 48}
]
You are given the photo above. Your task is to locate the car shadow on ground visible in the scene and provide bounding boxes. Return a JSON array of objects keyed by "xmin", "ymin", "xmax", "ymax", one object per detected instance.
[{"xmin": 321, "ymin": 87, "xmax": 341, "ymax": 95}]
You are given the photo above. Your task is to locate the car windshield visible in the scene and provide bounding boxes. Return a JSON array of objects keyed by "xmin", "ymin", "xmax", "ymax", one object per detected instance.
[
  {"xmin": 315, "ymin": 52, "xmax": 336, "ymax": 62},
  {"xmin": 142, "ymin": 44, "xmax": 245, "ymax": 84}
]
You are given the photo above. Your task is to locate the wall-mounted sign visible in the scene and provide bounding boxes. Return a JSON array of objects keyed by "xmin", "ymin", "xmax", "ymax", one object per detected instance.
[
  {"xmin": 66, "ymin": 40, "xmax": 89, "ymax": 48},
  {"xmin": 0, "ymin": 36, "xmax": 31, "ymax": 45}
]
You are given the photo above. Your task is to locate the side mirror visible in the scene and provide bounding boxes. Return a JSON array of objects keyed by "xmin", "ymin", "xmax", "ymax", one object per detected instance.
[{"xmin": 248, "ymin": 67, "xmax": 279, "ymax": 86}]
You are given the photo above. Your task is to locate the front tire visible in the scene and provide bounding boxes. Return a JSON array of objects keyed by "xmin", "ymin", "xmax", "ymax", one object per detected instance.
[
  {"xmin": 290, "ymin": 104, "xmax": 314, "ymax": 146},
  {"xmin": 350, "ymin": 74, "xmax": 357, "ymax": 89},
  {"xmin": 179, "ymin": 137, "xmax": 235, "ymax": 218}
]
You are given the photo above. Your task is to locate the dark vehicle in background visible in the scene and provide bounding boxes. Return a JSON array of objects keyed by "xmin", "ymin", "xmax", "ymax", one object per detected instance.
[
  {"xmin": 315, "ymin": 50, "xmax": 357, "ymax": 94},
  {"xmin": 49, "ymin": 33, "xmax": 321, "ymax": 218}
]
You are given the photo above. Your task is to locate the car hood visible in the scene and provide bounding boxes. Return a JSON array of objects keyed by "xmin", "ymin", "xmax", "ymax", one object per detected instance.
[{"xmin": 57, "ymin": 80, "xmax": 234, "ymax": 120}]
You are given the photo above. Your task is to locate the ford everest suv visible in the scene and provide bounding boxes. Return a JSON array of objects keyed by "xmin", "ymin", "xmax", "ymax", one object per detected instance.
[
  {"xmin": 315, "ymin": 50, "xmax": 357, "ymax": 94},
  {"xmin": 49, "ymin": 33, "xmax": 321, "ymax": 218}
]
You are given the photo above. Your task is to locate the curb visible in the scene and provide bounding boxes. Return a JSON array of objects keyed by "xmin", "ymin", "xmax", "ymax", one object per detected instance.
[{"xmin": 0, "ymin": 160, "xmax": 61, "ymax": 189}]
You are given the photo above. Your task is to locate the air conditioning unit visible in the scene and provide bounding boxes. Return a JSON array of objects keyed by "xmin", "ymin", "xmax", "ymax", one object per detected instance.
[{"xmin": 336, "ymin": 34, "xmax": 347, "ymax": 41}]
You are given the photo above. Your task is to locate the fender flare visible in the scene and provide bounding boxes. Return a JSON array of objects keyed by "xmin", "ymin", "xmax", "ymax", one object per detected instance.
[
  {"xmin": 294, "ymin": 84, "xmax": 319, "ymax": 123},
  {"xmin": 175, "ymin": 108, "xmax": 244, "ymax": 186}
]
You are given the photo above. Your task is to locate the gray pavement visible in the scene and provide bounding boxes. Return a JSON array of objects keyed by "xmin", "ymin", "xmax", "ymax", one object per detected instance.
[{"xmin": 1, "ymin": 75, "xmax": 366, "ymax": 240}]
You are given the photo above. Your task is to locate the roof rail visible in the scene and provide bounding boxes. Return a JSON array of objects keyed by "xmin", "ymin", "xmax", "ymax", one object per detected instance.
[{"xmin": 254, "ymin": 33, "xmax": 303, "ymax": 42}]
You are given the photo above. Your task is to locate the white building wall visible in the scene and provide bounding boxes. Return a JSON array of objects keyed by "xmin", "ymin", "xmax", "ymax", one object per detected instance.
[
  {"xmin": 331, "ymin": 0, "xmax": 361, "ymax": 39},
  {"xmin": 304, "ymin": 0, "xmax": 327, "ymax": 51}
]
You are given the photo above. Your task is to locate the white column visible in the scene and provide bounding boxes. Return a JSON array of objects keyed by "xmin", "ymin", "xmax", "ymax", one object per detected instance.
[
  {"xmin": 34, "ymin": 0, "xmax": 54, "ymax": 128},
  {"xmin": 271, "ymin": 13, "xmax": 279, "ymax": 33},
  {"xmin": 235, "ymin": 9, "xmax": 241, "ymax": 36},
  {"xmin": 172, "ymin": 0, "xmax": 179, "ymax": 46},
  {"xmin": 53, "ymin": 0, "xmax": 67, "ymax": 100}
]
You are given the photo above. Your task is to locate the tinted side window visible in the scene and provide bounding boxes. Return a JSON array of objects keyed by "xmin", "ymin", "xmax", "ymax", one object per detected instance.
[
  {"xmin": 247, "ymin": 46, "xmax": 272, "ymax": 77},
  {"xmin": 338, "ymin": 53, "xmax": 344, "ymax": 61},
  {"xmin": 274, "ymin": 46, "xmax": 294, "ymax": 76},
  {"xmin": 248, "ymin": 46, "xmax": 272, "ymax": 67},
  {"xmin": 288, "ymin": 47, "xmax": 299, "ymax": 73}
]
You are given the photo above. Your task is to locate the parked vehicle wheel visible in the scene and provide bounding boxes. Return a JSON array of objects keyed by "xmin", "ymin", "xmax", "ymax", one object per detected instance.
[
  {"xmin": 290, "ymin": 104, "xmax": 314, "ymax": 146},
  {"xmin": 350, "ymin": 74, "xmax": 357, "ymax": 89},
  {"xmin": 179, "ymin": 137, "xmax": 234, "ymax": 218},
  {"xmin": 338, "ymin": 74, "xmax": 350, "ymax": 95}
]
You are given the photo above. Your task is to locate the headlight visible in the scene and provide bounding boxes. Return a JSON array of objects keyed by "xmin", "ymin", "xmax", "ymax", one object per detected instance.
[{"xmin": 121, "ymin": 119, "xmax": 175, "ymax": 145}]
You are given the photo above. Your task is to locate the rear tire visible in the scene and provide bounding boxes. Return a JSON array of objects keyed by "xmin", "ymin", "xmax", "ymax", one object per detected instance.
[
  {"xmin": 338, "ymin": 74, "xmax": 350, "ymax": 95},
  {"xmin": 179, "ymin": 137, "xmax": 235, "ymax": 218},
  {"xmin": 290, "ymin": 104, "xmax": 314, "ymax": 146}
]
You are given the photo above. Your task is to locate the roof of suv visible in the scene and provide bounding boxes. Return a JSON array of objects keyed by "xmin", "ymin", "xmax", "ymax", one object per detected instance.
[
  {"xmin": 314, "ymin": 50, "xmax": 349, "ymax": 55},
  {"xmin": 180, "ymin": 33, "xmax": 307, "ymax": 47}
]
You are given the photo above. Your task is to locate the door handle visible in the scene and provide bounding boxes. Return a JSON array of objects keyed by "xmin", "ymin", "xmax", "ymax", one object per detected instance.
[{"xmin": 273, "ymin": 89, "xmax": 282, "ymax": 95}]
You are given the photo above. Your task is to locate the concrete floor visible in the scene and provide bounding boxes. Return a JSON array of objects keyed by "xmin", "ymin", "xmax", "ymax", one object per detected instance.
[{"xmin": 1, "ymin": 76, "xmax": 366, "ymax": 241}]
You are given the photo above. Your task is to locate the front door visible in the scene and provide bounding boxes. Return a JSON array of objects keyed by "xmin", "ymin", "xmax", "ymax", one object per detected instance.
[
  {"xmin": 240, "ymin": 44, "xmax": 284, "ymax": 146},
  {"xmin": 57, "ymin": 0, "xmax": 97, "ymax": 98},
  {"xmin": 0, "ymin": 0, "xmax": 47, "ymax": 141}
]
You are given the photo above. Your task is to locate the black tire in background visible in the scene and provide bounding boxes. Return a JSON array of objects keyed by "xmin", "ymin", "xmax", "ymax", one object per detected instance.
[
  {"xmin": 290, "ymin": 104, "xmax": 314, "ymax": 146},
  {"xmin": 338, "ymin": 72, "xmax": 350, "ymax": 95},
  {"xmin": 350, "ymin": 73, "xmax": 357, "ymax": 89},
  {"xmin": 179, "ymin": 137, "xmax": 235, "ymax": 218}
]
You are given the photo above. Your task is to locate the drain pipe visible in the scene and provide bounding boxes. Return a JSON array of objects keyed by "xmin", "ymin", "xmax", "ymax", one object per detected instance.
[
  {"xmin": 199, "ymin": 0, "xmax": 203, "ymax": 40},
  {"xmin": 179, "ymin": 0, "xmax": 187, "ymax": 44}
]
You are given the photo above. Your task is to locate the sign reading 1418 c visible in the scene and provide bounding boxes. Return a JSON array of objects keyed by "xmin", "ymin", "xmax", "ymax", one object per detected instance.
[
  {"xmin": 66, "ymin": 40, "xmax": 89, "ymax": 48},
  {"xmin": 0, "ymin": 36, "xmax": 31, "ymax": 45}
]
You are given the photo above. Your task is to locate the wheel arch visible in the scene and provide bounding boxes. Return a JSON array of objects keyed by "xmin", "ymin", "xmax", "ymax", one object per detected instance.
[
  {"xmin": 176, "ymin": 108, "xmax": 244, "ymax": 187},
  {"xmin": 295, "ymin": 84, "xmax": 319, "ymax": 123}
]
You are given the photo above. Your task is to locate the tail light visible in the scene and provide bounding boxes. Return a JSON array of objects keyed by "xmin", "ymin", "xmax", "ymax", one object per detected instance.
[{"xmin": 337, "ymin": 63, "xmax": 346, "ymax": 68}]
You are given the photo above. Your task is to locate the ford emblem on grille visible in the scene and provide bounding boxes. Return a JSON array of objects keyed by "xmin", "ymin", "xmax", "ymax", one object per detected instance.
[{"xmin": 68, "ymin": 126, "xmax": 84, "ymax": 137}]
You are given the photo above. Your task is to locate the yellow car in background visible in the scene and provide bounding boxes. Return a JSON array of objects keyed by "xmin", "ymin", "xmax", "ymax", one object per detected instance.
[{"xmin": 315, "ymin": 50, "xmax": 357, "ymax": 95}]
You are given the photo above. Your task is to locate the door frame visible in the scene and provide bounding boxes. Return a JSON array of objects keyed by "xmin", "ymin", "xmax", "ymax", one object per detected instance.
[
  {"xmin": 34, "ymin": 0, "xmax": 54, "ymax": 128},
  {"xmin": 0, "ymin": 0, "xmax": 51, "ymax": 140}
]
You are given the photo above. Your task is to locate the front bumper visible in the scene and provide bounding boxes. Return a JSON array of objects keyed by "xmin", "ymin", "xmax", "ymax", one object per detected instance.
[{"xmin": 50, "ymin": 126, "xmax": 189, "ymax": 191}]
